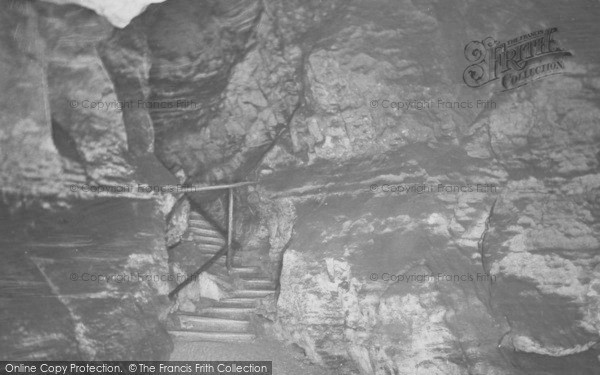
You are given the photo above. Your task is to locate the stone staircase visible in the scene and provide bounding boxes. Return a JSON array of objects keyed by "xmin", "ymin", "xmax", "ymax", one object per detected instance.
[
  {"xmin": 168, "ymin": 211, "xmax": 276, "ymax": 342},
  {"xmin": 61, "ymin": 162, "xmax": 87, "ymax": 185}
]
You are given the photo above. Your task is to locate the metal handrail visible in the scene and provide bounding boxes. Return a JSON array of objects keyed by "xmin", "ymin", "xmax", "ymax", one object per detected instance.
[
  {"xmin": 167, "ymin": 181, "xmax": 256, "ymax": 300},
  {"xmin": 162, "ymin": 181, "xmax": 257, "ymax": 193}
]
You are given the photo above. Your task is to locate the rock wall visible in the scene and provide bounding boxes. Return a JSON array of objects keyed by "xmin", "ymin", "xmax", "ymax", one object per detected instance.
[
  {"xmin": 245, "ymin": 1, "xmax": 600, "ymax": 374},
  {"xmin": 2, "ymin": 0, "xmax": 599, "ymax": 371},
  {"xmin": 0, "ymin": 196, "xmax": 173, "ymax": 360},
  {"xmin": 0, "ymin": 1, "xmax": 68, "ymax": 197},
  {"xmin": 0, "ymin": 2, "xmax": 176, "ymax": 360},
  {"xmin": 0, "ymin": 2, "xmax": 175, "ymax": 196}
]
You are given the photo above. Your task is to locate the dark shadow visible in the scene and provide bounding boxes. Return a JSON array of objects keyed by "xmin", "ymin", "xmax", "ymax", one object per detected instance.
[{"xmin": 50, "ymin": 117, "xmax": 82, "ymax": 163}]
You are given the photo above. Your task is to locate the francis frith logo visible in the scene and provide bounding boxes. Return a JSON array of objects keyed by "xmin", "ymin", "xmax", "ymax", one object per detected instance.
[{"xmin": 463, "ymin": 27, "xmax": 572, "ymax": 91}]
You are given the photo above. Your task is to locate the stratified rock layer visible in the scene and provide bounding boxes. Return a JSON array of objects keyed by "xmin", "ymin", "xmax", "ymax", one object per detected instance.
[
  {"xmin": 1, "ymin": 0, "xmax": 599, "ymax": 372},
  {"xmin": 243, "ymin": 1, "xmax": 600, "ymax": 374},
  {"xmin": 0, "ymin": 197, "xmax": 173, "ymax": 360},
  {"xmin": 0, "ymin": 2, "xmax": 176, "ymax": 360}
]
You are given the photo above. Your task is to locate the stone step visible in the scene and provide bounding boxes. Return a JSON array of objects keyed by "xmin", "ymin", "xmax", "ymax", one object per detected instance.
[
  {"xmin": 194, "ymin": 237, "xmax": 226, "ymax": 246},
  {"xmin": 208, "ymin": 265, "xmax": 263, "ymax": 278},
  {"xmin": 63, "ymin": 164, "xmax": 86, "ymax": 176},
  {"xmin": 188, "ymin": 219, "xmax": 216, "ymax": 228},
  {"xmin": 178, "ymin": 258, "xmax": 241, "ymax": 273},
  {"xmin": 176, "ymin": 314, "xmax": 250, "ymax": 332},
  {"xmin": 168, "ymin": 330, "xmax": 255, "ymax": 343},
  {"xmin": 185, "ymin": 236, "xmax": 226, "ymax": 246},
  {"xmin": 229, "ymin": 266, "xmax": 262, "ymax": 276},
  {"xmin": 216, "ymin": 298, "xmax": 258, "ymax": 308},
  {"xmin": 63, "ymin": 163, "xmax": 85, "ymax": 173},
  {"xmin": 199, "ymin": 256, "xmax": 239, "ymax": 268},
  {"xmin": 197, "ymin": 251, "xmax": 227, "ymax": 259},
  {"xmin": 196, "ymin": 241, "xmax": 224, "ymax": 248},
  {"xmin": 233, "ymin": 289, "xmax": 275, "ymax": 298},
  {"xmin": 180, "ymin": 240, "xmax": 225, "ymax": 251},
  {"xmin": 197, "ymin": 307, "xmax": 255, "ymax": 320},
  {"xmin": 188, "ymin": 227, "xmax": 224, "ymax": 239},
  {"xmin": 207, "ymin": 265, "xmax": 262, "ymax": 278},
  {"xmin": 196, "ymin": 253, "xmax": 226, "ymax": 261},
  {"xmin": 242, "ymin": 279, "xmax": 276, "ymax": 290}
]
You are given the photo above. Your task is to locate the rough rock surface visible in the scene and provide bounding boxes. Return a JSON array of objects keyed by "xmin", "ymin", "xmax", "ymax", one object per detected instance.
[
  {"xmin": 165, "ymin": 198, "xmax": 189, "ymax": 248},
  {"xmin": 0, "ymin": 197, "xmax": 173, "ymax": 360},
  {"xmin": 0, "ymin": 2, "xmax": 177, "ymax": 195},
  {"xmin": 41, "ymin": 5, "xmax": 136, "ymax": 185},
  {"xmin": 0, "ymin": 1, "xmax": 68, "ymax": 197},
  {"xmin": 0, "ymin": 2, "xmax": 176, "ymax": 360},
  {"xmin": 243, "ymin": 1, "xmax": 600, "ymax": 374},
  {"xmin": 2, "ymin": 0, "xmax": 600, "ymax": 372}
]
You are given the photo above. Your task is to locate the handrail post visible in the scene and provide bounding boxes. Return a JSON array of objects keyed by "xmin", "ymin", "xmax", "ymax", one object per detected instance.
[{"xmin": 226, "ymin": 187, "xmax": 234, "ymax": 272}]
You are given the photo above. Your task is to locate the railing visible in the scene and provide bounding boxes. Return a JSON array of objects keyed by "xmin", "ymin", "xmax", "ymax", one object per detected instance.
[{"xmin": 167, "ymin": 181, "xmax": 256, "ymax": 300}]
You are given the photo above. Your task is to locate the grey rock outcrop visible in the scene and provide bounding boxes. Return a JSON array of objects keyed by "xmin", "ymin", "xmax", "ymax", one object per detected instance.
[{"xmin": 2, "ymin": 0, "xmax": 599, "ymax": 372}]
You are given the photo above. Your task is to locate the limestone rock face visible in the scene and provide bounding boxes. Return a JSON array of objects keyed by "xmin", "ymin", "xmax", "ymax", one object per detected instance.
[
  {"xmin": 165, "ymin": 199, "xmax": 190, "ymax": 248},
  {"xmin": 263, "ymin": 165, "xmax": 509, "ymax": 374},
  {"xmin": 246, "ymin": 1, "xmax": 600, "ymax": 374},
  {"xmin": 41, "ymin": 6, "xmax": 135, "ymax": 185},
  {"xmin": 41, "ymin": 0, "xmax": 166, "ymax": 28},
  {"xmin": 0, "ymin": 2, "xmax": 181, "ymax": 195},
  {"xmin": 0, "ymin": 2, "xmax": 175, "ymax": 361},
  {"xmin": 1, "ymin": 0, "xmax": 600, "ymax": 372},
  {"xmin": 0, "ymin": 197, "xmax": 173, "ymax": 360},
  {"xmin": 266, "ymin": 125, "xmax": 599, "ymax": 374},
  {"xmin": 139, "ymin": 0, "xmax": 296, "ymax": 184},
  {"xmin": 0, "ymin": 1, "xmax": 67, "ymax": 197}
]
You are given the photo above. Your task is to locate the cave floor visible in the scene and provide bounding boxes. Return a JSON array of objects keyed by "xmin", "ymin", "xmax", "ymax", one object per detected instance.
[{"xmin": 170, "ymin": 336, "xmax": 339, "ymax": 375}]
